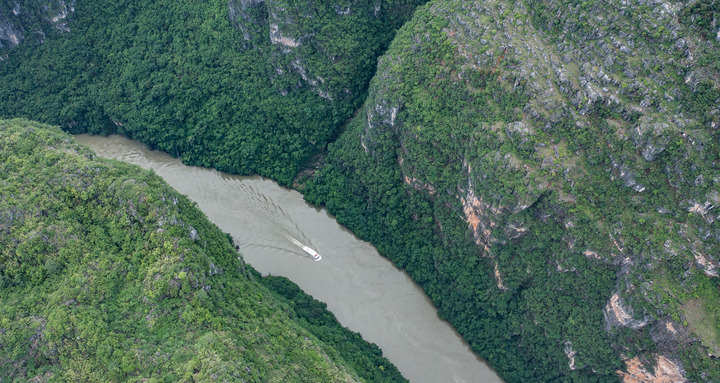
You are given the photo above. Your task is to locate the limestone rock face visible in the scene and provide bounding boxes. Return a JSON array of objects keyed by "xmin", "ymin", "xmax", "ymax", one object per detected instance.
[
  {"xmin": 617, "ymin": 356, "xmax": 686, "ymax": 383},
  {"xmin": 0, "ymin": 0, "xmax": 75, "ymax": 55},
  {"xmin": 228, "ymin": 0, "xmax": 266, "ymax": 43},
  {"xmin": 316, "ymin": 0, "xmax": 719, "ymax": 381},
  {"xmin": 227, "ymin": 0, "xmax": 424, "ymax": 101}
]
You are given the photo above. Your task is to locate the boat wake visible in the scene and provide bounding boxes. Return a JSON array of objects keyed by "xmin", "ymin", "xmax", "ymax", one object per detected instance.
[{"xmin": 288, "ymin": 237, "xmax": 304, "ymax": 248}]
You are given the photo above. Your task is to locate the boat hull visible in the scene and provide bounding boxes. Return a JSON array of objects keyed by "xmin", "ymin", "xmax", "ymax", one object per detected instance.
[{"xmin": 302, "ymin": 245, "xmax": 322, "ymax": 261}]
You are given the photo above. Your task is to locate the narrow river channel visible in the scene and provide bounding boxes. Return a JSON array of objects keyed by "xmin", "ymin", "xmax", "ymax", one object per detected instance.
[{"xmin": 75, "ymin": 134, "xmax": 502, "ymax": 383}]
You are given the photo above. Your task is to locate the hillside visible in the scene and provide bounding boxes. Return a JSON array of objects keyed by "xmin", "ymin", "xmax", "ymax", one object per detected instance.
[
  {"xmin": 1, "ymin": 0, "xmax": 719, "ymax": 381},
  {"xmin": 0, "ymin": 0, "xmax": 424, "ymax": 185},
  {"xmin": 0, "ymin": 119, "xmax": 406, "ymax": 382},
  {"xmin": 306, "ymin": 0, "xmax": 720, "ymax": 381}
]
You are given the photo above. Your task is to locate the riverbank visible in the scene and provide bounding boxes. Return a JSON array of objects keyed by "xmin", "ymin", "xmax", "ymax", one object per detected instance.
[{"xmin": 75, "ymin": 133, "xmax": 503, "ymax": 383}]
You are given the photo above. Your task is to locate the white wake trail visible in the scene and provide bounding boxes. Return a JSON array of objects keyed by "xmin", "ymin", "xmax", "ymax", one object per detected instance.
[{"xmin": 288, "ymin": 236, "xmax": 304, "ymax": 248}]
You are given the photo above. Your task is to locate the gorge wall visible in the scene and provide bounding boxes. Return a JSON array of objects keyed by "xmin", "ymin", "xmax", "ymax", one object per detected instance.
[
  {"xmin": 0, "ymin": 118, "xmax": 407, "ymax": 382},
  {"xmin": 306, "ymin": 0, "xmax": 720, "ymax": 381},
  {"xmin": 0, "ymin": 0, "xmax": 74, "ymax": 58},
  {"xmin": 1, "ymin": 0, "xmax": 719, "ymax": 381},
  {"xmin": 0, "ymin": 0, "xmax": 425, "ymax": 184}
]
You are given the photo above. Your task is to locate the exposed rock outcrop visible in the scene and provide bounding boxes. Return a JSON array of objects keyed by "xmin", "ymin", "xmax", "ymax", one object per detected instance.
[
  {"xmin": 604, "ymin": 292, "xmax": 648, "ymax": 330},
  {"xmin": 228, "ymin": 0, "xmax": 266, "ymax": 44},
  {"xmin": 227, "ymin": 0, "xmax": 422, "ymax": 101},
  {"xmin": 0, "ymin": 0, "xmax": 75, "ymax": 53},
  {"xmin": 315, "ymin": 0, "xmax": 720, "ymax": 380},
  {"xmin": 617, "ymin": 355, "xmax": 687, "ymax": 383},
  {"xmin": 564, "ymin": 341, "xmax": 578, "ymax": 371}
]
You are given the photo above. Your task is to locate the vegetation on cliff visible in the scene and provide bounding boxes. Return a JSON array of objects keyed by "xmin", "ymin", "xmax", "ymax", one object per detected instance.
[
  {"xmin": 1, "ymin": 0, "xmax": 719, "ymax": 381},
  {"xmin": 0, "ymin": 119, "xmax": 405, "ymax": 382},
  {"xmin": 0, "ymin": 0, "xmax": 425, "ymax": 185},
  {"xmin": 307, "ymin": 0, "xmax": 720, "ymax": 381}
]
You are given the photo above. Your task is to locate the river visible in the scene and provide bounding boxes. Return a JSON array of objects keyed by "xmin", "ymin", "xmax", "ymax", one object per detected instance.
[{"xmin": 75, "ymin": 134, "xmax": 502, "ymax": 383}]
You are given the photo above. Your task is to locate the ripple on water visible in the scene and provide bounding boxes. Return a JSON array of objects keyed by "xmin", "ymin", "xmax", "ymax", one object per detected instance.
[{"xmin": 74, "ymin": 134, "xmax": 503, "ymax": 383}]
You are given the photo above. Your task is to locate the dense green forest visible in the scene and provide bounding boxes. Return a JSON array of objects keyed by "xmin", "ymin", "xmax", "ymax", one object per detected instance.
[
  {"xmin": 0, "ymin": 0, "xmax": 425, "ymax": 185},
  {"xmin": 0, "ymin": 119, "xmax": 406, "ymax": 382},
  {"xmin": 306, "ymin": 1, "xmax": 720, "ymax": 381},
  {"xmin": 1, "ymin": 0, "xmax": 720, "ymax": 381}
]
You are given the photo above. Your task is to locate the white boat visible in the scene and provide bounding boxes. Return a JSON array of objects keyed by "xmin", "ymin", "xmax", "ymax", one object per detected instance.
[{"xmin": 301, "ymin": 245, "xmax": 322, "ymax": 261}]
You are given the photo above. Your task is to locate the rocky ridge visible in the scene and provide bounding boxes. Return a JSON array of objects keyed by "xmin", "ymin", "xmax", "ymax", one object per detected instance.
[{"xmin": 311, "ymin": 0, "xmax": 720, "ymax": 381}]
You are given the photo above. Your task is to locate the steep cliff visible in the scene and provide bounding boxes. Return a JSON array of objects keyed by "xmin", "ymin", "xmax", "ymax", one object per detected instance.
[
  {"xmin": 0, "ymin": 0, "xmax": 424, "ymax": 184},
  {"xmin": 306, "ymin": 0, "xmax": 720, "ymax": 381},
  {"xmin": 0, "ymin": 0, "xmax": 74, "ymax": 57},
  {"xmin": 228, "ymin": 0, "xmax": 422, "ymax": 101},
  {"xmin": 0, "ymin": 119, "xmax": 406, "ymax": 382},
  {"xmin": 1, "ymin": 0, "xmax": 719, "ymax": 381}
]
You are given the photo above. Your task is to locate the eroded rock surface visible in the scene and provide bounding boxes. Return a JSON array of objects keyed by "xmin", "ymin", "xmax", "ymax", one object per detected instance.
[
  {"xmin": 316, "ymin": 0, "xmax": 720, "ymax": 380},
  {"xmin": 617, "ymin": 356, "xmax": 687, "ymax": 383},
  {"xmin": 0, "ymin": 0, "xmax": 75, "ymax": 53}
]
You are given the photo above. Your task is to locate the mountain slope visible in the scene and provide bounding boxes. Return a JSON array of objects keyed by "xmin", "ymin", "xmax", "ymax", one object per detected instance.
[
  {"xmin": 306, "ymin": 0, "xmax": 720, "ymax": 381},
  {"xmin": 0, "ymin": 0, "xmax": 425, "ymax": 185},
  {"xmin": 0, "ymin": 118, "xmax": 406, "ymax": 382},
  {"xmin": 1, "ymin": 0, "xmax": 719, "ymax": 381}
]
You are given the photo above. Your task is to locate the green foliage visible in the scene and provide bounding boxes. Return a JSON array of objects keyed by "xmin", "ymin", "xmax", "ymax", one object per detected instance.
[
  {"xmin": 307, "ymin": 1, "xmax": 720, "ymax": 381},
  {"xmin": 2, "ymin": 0, "xmax": 719, "ymax": 381},
  {"xmin": 0, "ymin": 119, "xmax": 404, "ymax": 382},
  {"xmin": 0, "ymin": 0, "xmax": 426, "ymax": 185},
  {"xmin": 682, "ymin": 0, "xmax": 720, "ymax": 39}
]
